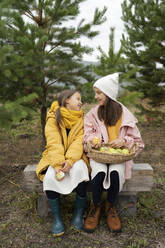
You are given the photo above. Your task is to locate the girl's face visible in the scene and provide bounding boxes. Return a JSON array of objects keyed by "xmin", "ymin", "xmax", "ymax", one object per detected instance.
[
  {"xmin": 94, "ymin": 87, "xmax": 107, "ymax": 106},
  {"xmin": 66, "ymin": 92, "xmax": 82, "ymax": 111}
]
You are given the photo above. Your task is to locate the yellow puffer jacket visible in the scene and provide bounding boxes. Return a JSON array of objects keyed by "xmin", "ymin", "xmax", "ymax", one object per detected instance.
[{"xmin": 36, "ymin": 104, "xmax": 89, "ymax": 181}]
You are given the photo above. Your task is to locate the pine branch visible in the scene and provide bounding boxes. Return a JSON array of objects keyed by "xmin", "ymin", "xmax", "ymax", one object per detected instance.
[
  {"xmin": 23, "ymin": 12, "xmax": 34, "ymax": 21},
  {"xmin": 27, "ymin": 10, "xmax": 35, "ymax": 19},
  {"xmin": 45, "ymin": 78, "xmax": 51, "ymax": 85},
  {"xmin": 6, "ymin": 23, "xmax": 15, "ymax": 30},
  {"xmin": 48, "ymin": 46, "xmax": 57, "ymax": 53},
  {"xmin": 47, "ymin": 79, "xmax": 59, "ymax": 87}
]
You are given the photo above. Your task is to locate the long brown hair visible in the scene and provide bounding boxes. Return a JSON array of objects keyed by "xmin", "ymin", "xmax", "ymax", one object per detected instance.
[
  {"xmin": 55, "ymin": 89, "xmax": 78, "ymax": 126},
  {"xmin": 98, "ymin": 97, "xmax": 122, "ymax": 126}
]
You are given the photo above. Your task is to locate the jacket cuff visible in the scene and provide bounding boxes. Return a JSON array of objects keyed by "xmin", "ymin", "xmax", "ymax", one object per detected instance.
[{"xmin": 65, "ymin": 159, "xmax": 74, "ymax": 167}]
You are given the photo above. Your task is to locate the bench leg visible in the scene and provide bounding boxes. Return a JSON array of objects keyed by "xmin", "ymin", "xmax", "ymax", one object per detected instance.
[
  {"xmin": 117, "ymin": 192, "xmax": 137, "ymax": 216},
  {"xmin": 36, "ymin": 192, "xmax": 137, "ymax": 218},
  {"xmin": 37, "ymin": 193, "xmax": 49, "ymax": 218}
]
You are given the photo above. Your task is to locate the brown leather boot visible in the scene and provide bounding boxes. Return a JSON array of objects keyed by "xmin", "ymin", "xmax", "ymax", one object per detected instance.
[
  {"xmin": 105, "ymin": 201, "xmax": 121, "ymax": 232},
  {"xmin": 83, "ymin": 201, "xmax": 101, "ymax": 233}
]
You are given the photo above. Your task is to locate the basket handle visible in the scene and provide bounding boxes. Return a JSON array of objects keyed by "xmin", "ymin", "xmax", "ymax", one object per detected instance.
[
  {"xmin": 130, "ymin": 143, "xmax": 139, "ymax": 153},
  {"xmin": 86, "ymin": 142, "xmax": 93, "ymax": 152}
]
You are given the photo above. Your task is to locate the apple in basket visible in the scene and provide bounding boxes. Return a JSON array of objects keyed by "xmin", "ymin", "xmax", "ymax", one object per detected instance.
[
  {"xmin": 99, "ymin": 146, "xmax": 130, "ymax": 155},
  {"xmin": 99, "ymin": 146, "xmax": 109, "ymax": 152},
  {"xmin": 121, "ymin": 148, "xmax": 129, "ymax": 155},
  {"xmin": 91, "ymin": 136, "xmax": 101, "ymax": 145}
]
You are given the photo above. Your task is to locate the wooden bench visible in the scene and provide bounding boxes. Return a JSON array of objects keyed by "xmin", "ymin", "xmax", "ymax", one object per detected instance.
[{"xmin": 22, "ymin": 163, "xmax": 154, "ymax": 217}]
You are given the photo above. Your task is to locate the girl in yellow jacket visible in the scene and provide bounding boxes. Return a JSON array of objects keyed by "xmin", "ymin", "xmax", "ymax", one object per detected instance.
[{"xmin": 36, "ymin": 89, "xmax": 89, "ymax": 236}]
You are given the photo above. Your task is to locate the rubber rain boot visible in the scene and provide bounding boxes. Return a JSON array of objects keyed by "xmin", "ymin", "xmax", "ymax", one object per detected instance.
[
  {"xmin": 48, "ymin": 198, "xmax": 64, "ymax": 236},
  {"xmin": 72, "ymin": 194, "xmax": 87, "ymax": 230}
]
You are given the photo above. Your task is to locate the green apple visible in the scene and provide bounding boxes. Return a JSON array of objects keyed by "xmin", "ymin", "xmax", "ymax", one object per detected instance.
[
  {"xmin": 116, "ymin": 149, "xmax": 123, "ymax": 154},
  {"xmin": 99, "ymin": 147, "xmax": 105, "ymax": 152},
  {"xmin": 56, "ymin": 170, "xmax": 65, "ymax": 181},
  {"xmin": 100, "ymin": 146, "xmax": 109, "ymax": 152},
  {"xmin": 108, "ymin": 148, "xmax": 117, "ymax": 154},
  {"xmin": 121, "ymin": 149, "xmax": 129, "ymax": 155}
]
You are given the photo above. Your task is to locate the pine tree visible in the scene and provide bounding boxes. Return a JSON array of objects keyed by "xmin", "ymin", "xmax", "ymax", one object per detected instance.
[
  {"xmin": 0, "ymin": 0, "xmax": 106, "ymax": 142},
  {"xmin": 121, "ymin": 0, "xmax": 165, "ymax": 107},
  {"xmin": 94, "ymin": 27, "xmax": 127, "ymax": 77},
  {"xmin": 0, "ymin": 93, "xmax": 37, "ymax": 129}
]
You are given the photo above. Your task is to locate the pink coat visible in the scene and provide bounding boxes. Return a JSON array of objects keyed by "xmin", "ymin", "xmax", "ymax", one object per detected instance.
[{"xmin": 83, "ymin": 104, "xmax": 144, "ymax": 179}]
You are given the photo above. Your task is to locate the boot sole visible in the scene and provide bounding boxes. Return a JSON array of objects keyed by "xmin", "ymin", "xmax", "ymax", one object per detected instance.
[
  {"xmin": 108, "ymin": 228, "xmax": 122, "ymax": 233},
  {"xmin": 71, "ymin": 225, "xmax": 82, "ymax": 231},
  {"xmin": 52, "ymin": 231, "xmax": 64, "ymax": 237},
  {"xmin": 83, "ymin": 227, "xmax": 96, "ymax": 233}
]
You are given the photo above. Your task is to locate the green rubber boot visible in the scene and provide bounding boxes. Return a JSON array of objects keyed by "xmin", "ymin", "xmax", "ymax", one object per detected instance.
[
  {"xmin": 48, "ymin": 198, "xmax": 64, "ymax": 236},
  {"xmin": 72, "ymin": 194, "xmax": 87, "ymax": 230}
]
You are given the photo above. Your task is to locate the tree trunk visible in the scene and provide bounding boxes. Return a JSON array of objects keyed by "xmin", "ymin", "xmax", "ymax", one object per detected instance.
[
  {"xmin": 41, "ymin": 83, "xmax": 47, "ymax": 150},
  {"xmin": 41, "ymin": 104, "xmax": 46, "ymax": 150}
]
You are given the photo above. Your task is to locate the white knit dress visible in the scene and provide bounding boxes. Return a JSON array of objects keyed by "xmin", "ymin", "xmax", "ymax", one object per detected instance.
[
  {"xmin": 43, "ymin": 159, "xmax": 89, "ymax": 194},
  {"xmin": 90, "ymin": 159, "xmax": 125, "ymax": 192}
]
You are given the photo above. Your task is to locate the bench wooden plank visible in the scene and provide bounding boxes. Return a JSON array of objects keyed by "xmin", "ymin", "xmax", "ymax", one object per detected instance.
[{"xmin": 22, "ymin": 163, "xmax": 154, "ymax": 193}]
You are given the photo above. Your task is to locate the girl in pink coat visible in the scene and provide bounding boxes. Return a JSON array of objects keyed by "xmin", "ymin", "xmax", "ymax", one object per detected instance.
[{"xmin": 83, "ymin": 73, "xmax": 144, "ymax": 233}]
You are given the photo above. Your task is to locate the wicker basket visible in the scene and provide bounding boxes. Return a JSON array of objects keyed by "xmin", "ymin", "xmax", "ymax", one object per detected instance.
[{"xmin": 87, "ymin": 143, "xmax": 137, "ymax": 164}]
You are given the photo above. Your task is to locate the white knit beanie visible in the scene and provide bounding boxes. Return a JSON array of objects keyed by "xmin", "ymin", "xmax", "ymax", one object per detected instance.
[{"xmin": 93, "ymin": 73, "xmax": 119, "ymax": 101}]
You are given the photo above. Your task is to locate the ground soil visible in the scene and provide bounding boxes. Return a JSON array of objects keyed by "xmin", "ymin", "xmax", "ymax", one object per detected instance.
[{"xmin": 0, "ymin": 122, "xmax": 165, "ymax": 248}]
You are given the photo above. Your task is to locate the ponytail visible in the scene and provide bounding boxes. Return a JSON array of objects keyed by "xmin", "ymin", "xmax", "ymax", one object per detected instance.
[{"xmin": 56, "ymin": 107, "xmax": 62, "ymax": 126}]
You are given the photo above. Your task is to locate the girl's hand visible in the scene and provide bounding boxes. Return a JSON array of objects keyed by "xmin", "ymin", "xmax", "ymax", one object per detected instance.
[
  {"xmin": 109, "ymin": 138, "xmax": 125, "ymax": 148},
  {"xmin": 90, "ymin": 136, "xmax": 101, "ymax": 149},
  {"xmin": 89, "ymin": 140, "xmax": 101, "ymax": 149},
  {"xmin": 61, "ymin": 161, "xmax": 72, "ymax": 173},
  {"xmin": 90, "ymin": 142, "xmax": 101, "ymax": 149}
]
